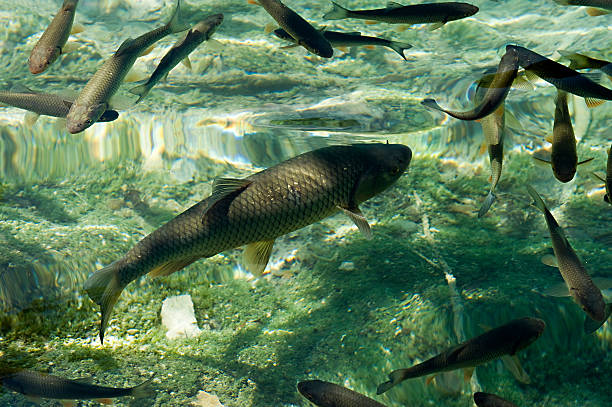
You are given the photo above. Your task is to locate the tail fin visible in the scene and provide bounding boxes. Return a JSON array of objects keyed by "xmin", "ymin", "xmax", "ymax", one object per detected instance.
[
  {"xmin": 584, "ymin": 304, "xmax": 611, "ymax": 334},
  {"xmin": 421, "ymin": 98, "xmax": 445, "ymax": 113},
  {"xmin": 83, "ymin": 262, "xmax": 125, "ymax": 344},
  {"xmin": 477, "ymin": 191, "xmax": 496, "ymax": 218},
  {"xmin": 526, "ymin": 185, "xmax": 547, "ymax": 213},
  {"xmin": 129, "ymin": 375, "xmax": 157, "ymax": 399},
  {"xmin": 388, "ymin": 41, "xmax": 412, "ymax": 60},
  {"xmin": 167, "ymin": 0, "xmax": 190, "ymax": 34},
  {"xmin": 129, "ymin": 84, "xmax": 151, "ymax": 104},
  {"xmin": 323, "ymin": 2, "xmax": 349, "ymax": 20},
  {"xmin": 376, "ymin": 369, "xmax": 406, "ymax": 394}
]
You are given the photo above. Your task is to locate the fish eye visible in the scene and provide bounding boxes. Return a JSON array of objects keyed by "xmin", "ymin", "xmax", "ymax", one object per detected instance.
[{"xmin": 390, "ymin": 166, "xmax": 400, "ymax": 175}]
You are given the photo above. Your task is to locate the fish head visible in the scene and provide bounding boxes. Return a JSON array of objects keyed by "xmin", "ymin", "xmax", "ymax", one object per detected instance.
[
  {"xmin": 297, "ymin": 380, "xmax": 325, "ymax": 404},
  {"xmin": 28, "ymin": 46, "xmax": 59, "ymax": 74},
  {"xmin": 573, "ymin": 288, "xmax": 606, "ymax": 322},
  {"xmin": 459, "ymin": 4, "xmax": 479, "ymax": 18},
  {"xmin": 354, "ymin": 143, "xmax": 412, "ymax": 203},
  {"xmin": 513, "ymin": 317, "xmax": 546, "ymax": 352},
  {"xmin": 66, "ymin": 102, "xmax": 107, "ymax": 133},
  {"xmin": 551, "ymin": 154, "xmax": 577, "ymax": 183}
]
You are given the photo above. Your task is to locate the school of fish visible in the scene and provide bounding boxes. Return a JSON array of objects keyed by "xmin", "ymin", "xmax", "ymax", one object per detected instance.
[{"xmin": 1, "ymin": 0, "xmax": 611, "ymax": 406}]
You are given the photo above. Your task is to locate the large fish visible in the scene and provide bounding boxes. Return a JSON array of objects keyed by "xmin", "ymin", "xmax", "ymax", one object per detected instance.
[
  {"xmin": 273, "ymin": 28, "xmax": 412, "ymax": 60},
  {"xmin": 85, "ymin": 143, "xmax": 412, "ymax": 343},
  {"xmin": 0, "ymin": 85, "xmax": 118, "ymax": 124},
  {"xmin": 298, "ymin": 380, "xmax": 386, "ymax": 407},
  {"xmin": 29, "ymin": 0, "xmax": 79, "ymax": 74},
  {"xmin": 323, "ymin": 1, "xmax": 478, "ymax": 30},
  {"xmin": 66, "ymin": 0, "xmax": 188, "ymax": 133},
  {"xmin": 507, "ymin": 45, "xmax": 612, "ymax": 107},
  {"xmin": 376, "ymin": 317, "xmax": 545, "ymax": 394},
  {"xmin": 254, "ymin": 0, "xmax": 333, "ymax": 58},
  {"xmin": 474, "ymin": 392, "xmax": 519, "ymax": 407},
  {"xmin": 130, "ymin": 14, "xmax": 224, "ymax": 103},
  {"xmin": 422, "ymin": 47, "xmax": 518, "ymax": 121},
  {"xmin": 526, "ymin": 186, "xmax": 606, "ymax": 322},
  {"xmin": 0, "ymin": 368, "xmax": 154, "ymax": 404}
]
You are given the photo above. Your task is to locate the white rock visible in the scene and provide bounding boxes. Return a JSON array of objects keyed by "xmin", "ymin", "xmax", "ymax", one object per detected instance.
[
  {"xmin": 338, "ymin": 261, "xmax": 355, "ymax": 271},
  {"xmin": 161, "ymin": 294, "xmax": 202, "ymax": 340}
]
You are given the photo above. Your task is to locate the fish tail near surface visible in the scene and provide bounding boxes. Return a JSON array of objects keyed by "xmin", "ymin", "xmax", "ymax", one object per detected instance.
[
  {"xmin": 389, "ymin": 41, "xmax": 412, "ymax": 60},
  {"xmin": 167, "ymin": 0, "xmax": 190, "ymax": 34},
  {"xmin": 323, "ymin": 2, "xmax": 349, "ymax": 20},
  {"xmin": 478, "ymin": 191, "xmax": 496, "ymax": 218},
  {"xmin": 128, "ymin": 84, "xmax": 151, "ymax": 104},
  {"xmin": 83, "ymin": 262, "xmax": 125, "ymax": 343},
  {"xmin": 526, "ymin": 185, "xmax": 547, "ymax": 213},
  {"xmin": 376, "ymin": 369, "xmax": 407, "ymax": 394}
]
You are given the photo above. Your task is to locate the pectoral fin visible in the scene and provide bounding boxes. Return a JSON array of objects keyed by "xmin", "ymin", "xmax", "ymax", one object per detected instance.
[
  {"xmin": 584, "ymin": 304, "xmax": 611, "ymax": 334},
  {"xmin": 463, "ymin": 367, "xmax": 474, "ymax": 381},
  {"xmin": 577, "ymin": 157, "xmax": 594, "ymax": 166},
  {"xmin": 425, "ymin": 375, "xmax": 436, "ymax": 385},
  {"xmin": 62, "ymin": 41, "xmax": 81, "ymax": 53},
  {"xmin": 181, "ymin": 57, "xmax": 192, "ymax": 70},
  {"xmin": 24, "ymin": 111, "xmax": 40, "ymax": 127},
  {"xmin": 243, "ymin": 239, "xmax": 275, "ymax": 276},
  {"xmin": 586, "ymin": 7, "xmax": 610, "ymax": 16},
  {"xmin": 428, "ymin": 22, "xmax": 445, "ymax": 31},
  {"xmin": 592, "ymin": 172, "xmax": 606, "ymax": 183},
  {"xmin": 60, "ymin": 401, "xmax": 76, "ymax": 407},
  {"xmin": 502, "ymin": 354, "xmax": 531, "ymax": 384},
  {"xmin": 71, "ymin": 23, "xmax": 85, "ymax": 34},
  {"xmin": 337, "ymin": 205, "xmax": 372, "ymax": 239},
  {"xmin": 148, "ymin": 256, "xmax": 200, "ymax": 278},
  {"xmin": 115, "ymin": 38, "xmax": 135, "ymax": 56},
  {"xmin": 585, "ymin": 97, "xmax": 605, "ymax": 108}
]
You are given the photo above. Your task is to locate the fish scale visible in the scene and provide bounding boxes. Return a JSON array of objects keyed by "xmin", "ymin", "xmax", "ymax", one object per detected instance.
[{"xmin": 85, "ymin": 143, "xmax": 411, "ymax": 342}]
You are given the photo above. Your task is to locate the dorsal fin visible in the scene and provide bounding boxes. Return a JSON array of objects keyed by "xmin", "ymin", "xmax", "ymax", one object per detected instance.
[{"xmin": 115, "ymin": 38, "xmax": 135, "ymax": 57}]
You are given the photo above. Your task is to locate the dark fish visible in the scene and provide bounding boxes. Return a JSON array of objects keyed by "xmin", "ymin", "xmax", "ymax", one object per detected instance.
[
  {"xmin": 474, "ymin": 392, "xmax": 519, "ymax": 407},
  {"xmin": 526, "ymin": 186, "xmax": 606, "ymax": 322},
  {"xmin": 66, "ymin": 0, "xmax": 188, "ymax": 133},
  {"xmin": 255, "ymin": 0, "xmax": 333, "ymax": 58},
  {"xmin": 534, "ymin": 90, "xmax": 593, "ymax": 182},
  {"xmin": 298, "ymin": 380, "xmax": 386, "ymax": 407},
  {"xmin": 29, "ymin": 0, "xmax": 79, "ymax": 74},
  {"xmin": 323, "ymin": 1, "xmax": 479, "ymax": 29},
  {"xmin": 130, "ymin": 14, "xmax": 224, "ymax": 103},
  {"xmin": 0, "ymin": 368, "xmax": 154, "ymax": 404},
  {"xmin": 558, "ymin": 50, "xmax": 612, "ymax": 77},
  {"xmin": 422, "ymin": 47, "xmax": 518, "ymax": 121},
  {"xmin": 376, "ymin": 317, "xmax": 545, "ymax": 394},
  {"xmin": 85, "ymin": 143, "xmax": 412, "ymax": 342},
  {"xmin": 273, "ymin": 28, "xmax": 411, "ymax": 60},
  {"xmin": 607, "ymin": 145, "xmax": 612, "ymax": 204},
  {"xmin": 0, "ymin": 85, "xmax": 118, "ymax": 124},
  {"xmin": 507, "ymin": 45, "xmax": 612, "ymax": 107}
]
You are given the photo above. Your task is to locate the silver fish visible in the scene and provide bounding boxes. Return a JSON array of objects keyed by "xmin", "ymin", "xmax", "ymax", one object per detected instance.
[
  {"xmin": 29, "ymin": 0, "xmax": 79, "ymax": 74},
  {"xmin": 66, "ymin": 0, "xmax": 188, "ymax": 133},
  {"xmin": 130, "ymin": 14, "xmax": 224, "ymax": 103}
]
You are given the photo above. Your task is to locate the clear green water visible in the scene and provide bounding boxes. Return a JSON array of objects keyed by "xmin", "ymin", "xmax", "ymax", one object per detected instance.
[{"xmin": 0, "ymin": 0, "xmax": 611, "ymax": 406}]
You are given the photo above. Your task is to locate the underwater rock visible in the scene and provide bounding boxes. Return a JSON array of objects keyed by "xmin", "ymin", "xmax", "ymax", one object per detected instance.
[
  {"xmin": 160, "ymin": 294, "xmax": 202, "ymax": 340},
  {"xmin": 192, "ymin": 390, "xmax": 224, "ymax": 407}
]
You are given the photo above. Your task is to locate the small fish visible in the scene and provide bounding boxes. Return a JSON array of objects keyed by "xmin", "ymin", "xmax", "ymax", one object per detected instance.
[
  {"xmin": 0, "ymin": 368, "xmax": 154, "ymax": 405},
  {"xmin": 477, "ymin": 104, "xmax": 505, "ymax": 218},
  {"xmin": 66, "ymin": 0, "xmax": 188, "ymax": 133},
  {"xmin": 533, "ymin": 90, "xmax": 593, "ymax": 182},
  {"xmin": 130, "ymin": 14, "xmax": 224, "ymax": 103},
  {"xmin": 253, "ymin": 0, "xmax": 333, "ymax": 58},
  {"xmin": 553, "ymin": 0, "xmax": 612, "ymax": 14},
  {"xmin": 526, "ymin": 186, "xmax": 606, "ymax": 322},
  {"xmin": 323, "ymin": 1, "xmax": 479, "ymax": 30},
  {"xmin": 85, "ymin": 143, "xmax": 411, "ymax": 343},
  {"xmin": 298, "ymin": 380, "xmax": 386, "ymax": 407},
  {"xmin": 0, "ymin": 85, "xmax": 118, "ymax": 125},
  {"xmin": 273, "ymin": 28, "xmax": 411, "ymax": 60},
  {"xmin": 558, "ymin": 50, "xmax": 612, "ymax": 77},
  {"xmin": 29, "ymin": 0, "xmax": 79, "ymax": 74},
  {"xmin": 507, "ymin": 45, "xmax": 612, "ymax": 107},
  {"xmin": 422, "ymin": 47, "xmax": 518, "ymax": 121},
  {"xmin": 474, "ymin": 392, "xmax": 519, "ymax": 407},
  {"xmin": 376, "ymin": 317, "xmax": 545, "ymax": 394}
]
